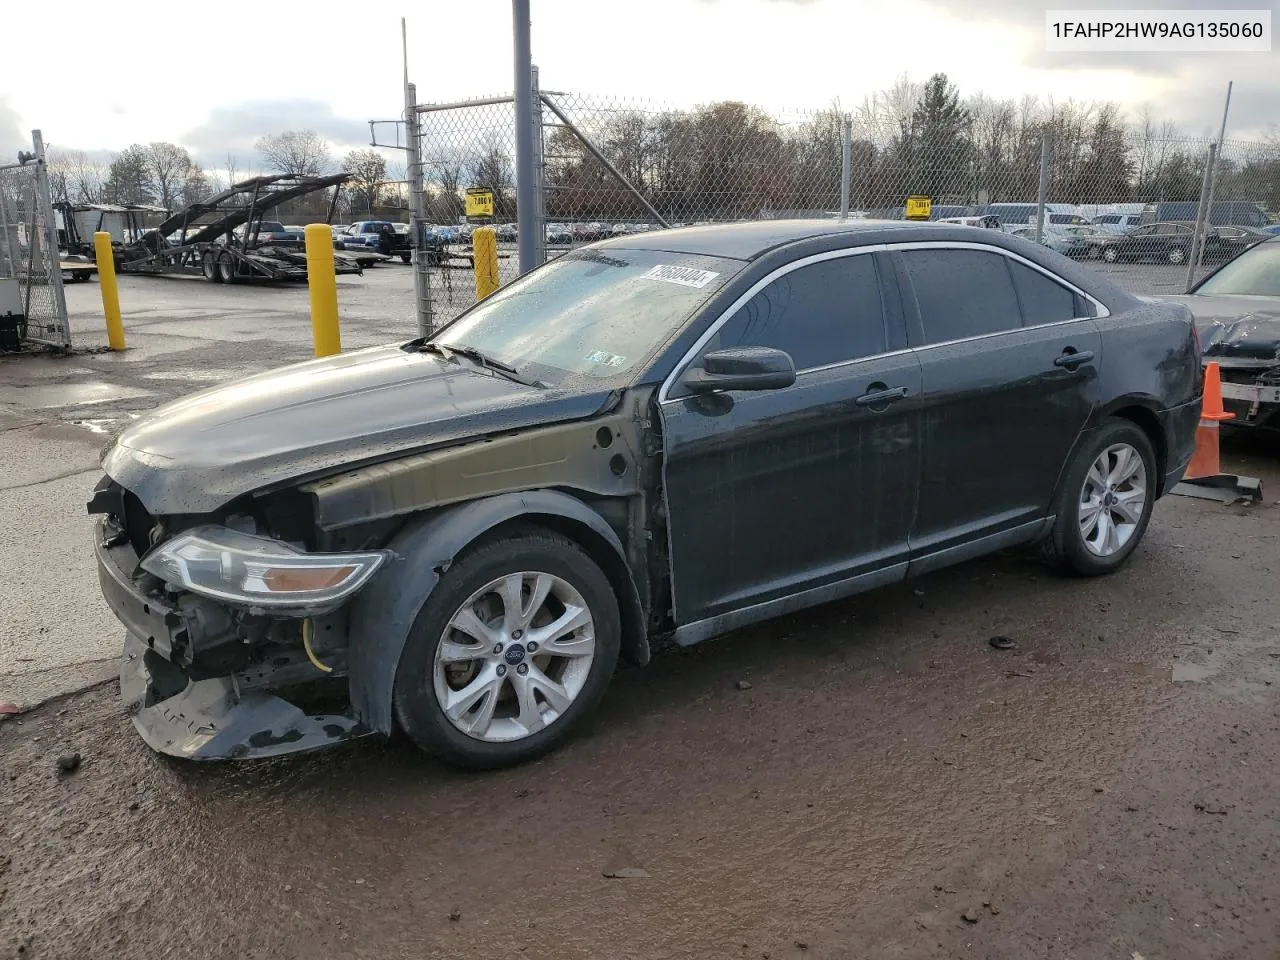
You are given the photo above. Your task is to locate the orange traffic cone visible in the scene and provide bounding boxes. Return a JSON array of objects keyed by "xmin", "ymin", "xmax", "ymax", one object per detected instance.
[{"xmin": 1185, "ymin": 362, "xmax": 1234, "ymax": 480}]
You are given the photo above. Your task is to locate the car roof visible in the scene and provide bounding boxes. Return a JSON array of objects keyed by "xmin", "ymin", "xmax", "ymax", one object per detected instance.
[{"xmin": 593, "ymin": 218, "xmax": 968, "ymax": 260}]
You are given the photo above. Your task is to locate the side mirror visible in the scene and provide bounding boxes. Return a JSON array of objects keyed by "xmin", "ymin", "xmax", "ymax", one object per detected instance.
[{"xmin": 682, "ymin": 347, "xmax": 796, "ymax": 393}]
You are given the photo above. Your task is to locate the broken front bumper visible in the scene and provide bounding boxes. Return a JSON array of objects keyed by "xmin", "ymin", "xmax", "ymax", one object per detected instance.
[{"xmin": 96, "ymin": 523, "xmax": 371, "ymax": 760}]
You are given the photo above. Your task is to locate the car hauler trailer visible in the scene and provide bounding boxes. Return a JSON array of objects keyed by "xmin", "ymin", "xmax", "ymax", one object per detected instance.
[{"xmin": 112, "ymin": 174, "xmax": 363, "ymax": 283}]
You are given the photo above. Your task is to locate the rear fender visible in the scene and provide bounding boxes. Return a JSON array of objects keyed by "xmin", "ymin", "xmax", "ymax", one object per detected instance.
[{"xmin": 347, "ymin": 489, "xmax": 645, "ymax": 735}]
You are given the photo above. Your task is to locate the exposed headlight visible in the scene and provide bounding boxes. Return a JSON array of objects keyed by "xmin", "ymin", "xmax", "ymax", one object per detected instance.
[{"xmin": 140, "ymin": 525, "xmax": 387, "ymax": 612}]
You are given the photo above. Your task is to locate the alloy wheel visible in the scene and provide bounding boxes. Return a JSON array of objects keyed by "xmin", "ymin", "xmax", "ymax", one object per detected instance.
[
  {"xmin": 432, "ymin": 571, "xmax": 596, "ymax": 742},
  {"xmin": 1079, "ymin": 442, "xmax": 1147, "ymax": 557}
]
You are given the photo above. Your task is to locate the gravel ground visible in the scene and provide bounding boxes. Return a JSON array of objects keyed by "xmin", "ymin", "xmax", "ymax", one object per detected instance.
[{"xmin": 2, "ymin": 438, "xmax": 1278, "ymax": 960}]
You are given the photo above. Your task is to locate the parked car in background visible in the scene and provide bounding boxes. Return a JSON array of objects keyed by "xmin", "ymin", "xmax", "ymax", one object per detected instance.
[
  {"xmin": 234, "ymin": 221, "xmax": 293, "ymax": 247},
  {"xmin": 984, "ymin": 203, "xmax": 1080, "ymax": 232},
  {"xmin": 1144, "ymin": 200, "xmax": 1270, "ymax": 229},
  {"xmin": 1011, "ymin": 224, "xmax": 1101, "ymax": 258},
  {"xmin": 1212, "ymin": 225, "xmax": 1271, "ymax": 257},
  {"xmin": 345, "ymin": 221, "xmax": 411, "ymax": 262},
  {"xmin": 90, "ymin": 219, "xmax": 1201, "ymax": 768},
  {"xmin": 928, "ymin": 205, "xmax": 979, "ymax": 221},
  {"xmin": 1091, "ymin": 213, "xmax": 1144, "ymax": 234},
  {"xmin": 1096, "ymin": 221, "xmax": 1230, "ymax": 264},
  {"xmin": 1162, "ymin": 236, "xmax": 1280, "ymax": 428},
  {"xmin": 573, "ymin": 222, "xmax": 611, "ymax": 242},
  {"xmin": 938, "ymin": 215, "xmax": 1002, "ymax": 230},
  {"xmin": 546, "ymin": 222, "xmax": 574, "ymax": 244}
]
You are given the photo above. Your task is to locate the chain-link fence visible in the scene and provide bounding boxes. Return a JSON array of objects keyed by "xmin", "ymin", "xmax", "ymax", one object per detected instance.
[
  {"xmin": 406, "ymin": 88, "xmax": 1280, "ymax": 327},
  {"xmin": 0, "ymin": 131, "xmax": 71, "ymax": 350}
]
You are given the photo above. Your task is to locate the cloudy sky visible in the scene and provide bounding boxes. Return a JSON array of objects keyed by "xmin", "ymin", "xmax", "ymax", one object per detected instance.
[{"xmin": 1, "ymin": 0, "xmax": 1276, "ymax": 169}]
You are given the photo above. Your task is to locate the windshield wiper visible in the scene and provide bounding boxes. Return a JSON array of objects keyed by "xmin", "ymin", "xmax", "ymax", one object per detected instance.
[{"xmin": 420, "ymin": 341, "xmax": 545, "ymax": 388}]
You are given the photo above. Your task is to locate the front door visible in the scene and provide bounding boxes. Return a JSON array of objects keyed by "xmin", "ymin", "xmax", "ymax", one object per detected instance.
[
  {"xmin": 659, "ymin": 251, "xmax": 921, "ymax": 625},
  {"xmin": 893, "ymin": 246, "xmax": 1101, "ymax": 555}
]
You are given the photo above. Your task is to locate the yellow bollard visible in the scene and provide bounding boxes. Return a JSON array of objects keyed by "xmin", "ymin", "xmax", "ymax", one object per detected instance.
[
  {"xmin": 93, "ymin": 232, "xmax": 126, "ymax": 350},
  {"xmin": 472, "ymin": 226, "xmax": 500, "ymax": 300},
  {"xmin": 304, "ymin": 223, "xmax": 341, "ymax": 357}
]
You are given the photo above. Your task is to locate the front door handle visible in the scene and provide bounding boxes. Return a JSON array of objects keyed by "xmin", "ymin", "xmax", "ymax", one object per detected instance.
[
  {"xmin": 855, "ymin": 385, "xmax": 910, "ymax": 407},
  {"xmin": 1054, "ymin": 349, "xmax": 1095, "ymax": 370}
]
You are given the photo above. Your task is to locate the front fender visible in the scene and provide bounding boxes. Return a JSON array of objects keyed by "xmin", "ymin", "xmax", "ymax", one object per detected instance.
[{"xmin": 347, "ymin": 489, "xmax": 644, "ymax": 735}]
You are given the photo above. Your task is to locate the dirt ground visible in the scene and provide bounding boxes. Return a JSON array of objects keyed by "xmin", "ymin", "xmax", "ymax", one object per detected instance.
[{"xmin": 2, "ymin": 438, "xmax": 1279, "ymax": 960}]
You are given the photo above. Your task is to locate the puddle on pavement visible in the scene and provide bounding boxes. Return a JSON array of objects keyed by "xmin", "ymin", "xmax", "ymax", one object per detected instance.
[
  {"xmin": 0, "ymin": 381, "xmax": 153, "ymax": 408},
  {"xmin": 1112, "ymin": 658, "xmax": 1221, "ymax": 684},
  {"xmin": 1172, "ymin": 661, "xmax": 1220, "ymax": 683}
]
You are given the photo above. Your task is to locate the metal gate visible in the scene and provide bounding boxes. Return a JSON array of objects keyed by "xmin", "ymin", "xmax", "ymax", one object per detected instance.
[{"xmin": 0, "ymin": 130, "xmax": 71, "ymax": 349}]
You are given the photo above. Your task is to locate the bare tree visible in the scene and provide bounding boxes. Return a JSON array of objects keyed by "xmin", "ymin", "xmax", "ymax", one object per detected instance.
[
  {"xmin": 144, "ymin": 142, "xmax": 192, "ymax": 209},
  {"xmin": 46, "ymin": 148, "xmax": 107, "ymax": 204},
  {"xmin": 225, "ymin": 152, "xmax": 239, "ymax": 186},
  {"xmin": 255, "ymin": 131, "xmax": 333, "ymax": 177},
  {"xmin": 341, "ymin": 149, "xmax": 387, "ymax": 217}
]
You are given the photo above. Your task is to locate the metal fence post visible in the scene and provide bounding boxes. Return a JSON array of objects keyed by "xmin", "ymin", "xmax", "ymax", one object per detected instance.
[
  {"xmin": 1192, "ymin": 82, "xmax": 1233, "ymax": 274},
  {"xmin": 1186, "ymin": 141, "xmax": 1217, "ymax": 293},
  {"xmin": 512, "ymin": 0, "xmax": 537, "ymax": 275},
  {"xmin": 0, "ymin": 183, "xmax": 16, "ymax": 277},
  {"xmin": 404, "ymin": 81, "xmax": 433, "ymax": 338},
  {"xmin": 1033, "ymin": 132, "xmax": 1050, "ymax": 245},
  {"xmin": 530, "ymin": 64, "xmax": 547, "ymax": 267},
  {"xmin": 839, "ymin": 116, "xmax": 852, "ymax": 219},
  {"xmin": 31, "ymin": 130, "xmax": 70, "ymax": 349}
]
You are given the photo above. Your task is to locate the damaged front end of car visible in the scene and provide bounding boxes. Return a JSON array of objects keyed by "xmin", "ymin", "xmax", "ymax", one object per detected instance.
[
  {"xmin": 88, "ymin": 480, "xmax": 389, "ymax": 760},
  {"xmin": 1199, "ymin": 314, "xmax": 1280, "ymax": 429}
]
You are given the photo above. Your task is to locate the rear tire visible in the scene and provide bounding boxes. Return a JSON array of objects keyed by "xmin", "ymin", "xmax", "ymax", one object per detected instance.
[
  {"xmin": 393, "ymin": 529, "xmax": 621, "ymax": 770},
  {"xmin": 400, "ymin": 252, "xmax": 411, "ymax": 264},
  {"xmin": 1042, "ymin": 419, "xmax": 1157, "ymax": 577},
  {"xmin": 217, "ymin": 251, "xmax": 237, "ymax": 283},
  {"xmin": 201, "ymin": 251, "xmax": 222, "ymax": 282}
]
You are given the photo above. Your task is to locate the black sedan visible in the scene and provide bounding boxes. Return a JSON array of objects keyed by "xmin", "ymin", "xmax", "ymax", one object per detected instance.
[
  {"xmin": 88, "ymin": 220, "xmax": 1202, "ymax": 768},
  {"xmin": 1098, "ymin": 221, "xmax": 1232, "ymax": 265},
  {"xmin": 1163, "ymin": 236, "xmax": 1280, "ymax": 428}
]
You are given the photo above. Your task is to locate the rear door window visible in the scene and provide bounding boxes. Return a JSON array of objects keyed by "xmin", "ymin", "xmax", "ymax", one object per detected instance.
[
  {"xmin": 901, "ymin": 249, "xmax": 1021, "ymax": 344},
  {"xmin": 710, "ymin": 253, "xmax": 887, "ymax": 369}
]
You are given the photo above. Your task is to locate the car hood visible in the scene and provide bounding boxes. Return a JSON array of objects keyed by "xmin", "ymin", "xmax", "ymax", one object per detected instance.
[
  {"xmin": 1157, "ymin": 294, "xmax": 1280, "ymax": 367},
  {"xmin": 102, "ymin": 343, "xmax": 614, "ymax": 515}
]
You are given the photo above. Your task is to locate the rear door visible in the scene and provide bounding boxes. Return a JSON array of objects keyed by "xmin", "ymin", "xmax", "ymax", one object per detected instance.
[{"xmin": 892, "ymin": 244, "xmax": 1101, "ymax": 559}]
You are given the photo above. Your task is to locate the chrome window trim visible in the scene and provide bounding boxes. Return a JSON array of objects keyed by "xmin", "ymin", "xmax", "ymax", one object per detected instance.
[
  {"xmin": 886, "ymin": 240, "xmax": 1111, "ymax": 320},
  {"xmin": 656, "ymin": 239, "xmax": 1109, "ymax": 405},
  {"xmin": 657, "ymin": 244, "xmax": 889, "ymax": 404}
]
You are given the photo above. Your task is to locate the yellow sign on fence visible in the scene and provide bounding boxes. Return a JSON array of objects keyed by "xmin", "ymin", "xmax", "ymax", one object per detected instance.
[
  {"xmin": 465, "ymin": 188, "xmax": 494, "ymax": 218},
  {"xmin": 905, "ymin": 196, "xmax": 932, "ymax": 220}
]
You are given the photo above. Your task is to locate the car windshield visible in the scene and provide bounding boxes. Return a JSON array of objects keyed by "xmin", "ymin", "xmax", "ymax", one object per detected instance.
[
  {"xmin": 1195, "ymin": 240, "xmax": 1280, "ymax": 297},
  {"xmin": 431, "ymin": 249, "xmax": 741, "ymax": 387}
]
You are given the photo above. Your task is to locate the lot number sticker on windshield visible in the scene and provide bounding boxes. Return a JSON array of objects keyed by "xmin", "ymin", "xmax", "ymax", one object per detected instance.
[{"xmin": 639, "ymin": 264, "xmax": 720, "ymax": 289}]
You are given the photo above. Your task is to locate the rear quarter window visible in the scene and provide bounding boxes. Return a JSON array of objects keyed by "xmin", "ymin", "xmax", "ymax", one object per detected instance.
[{"xmin": 1008, "ymin": 261, "xmax": 1079, "ymax": 326}]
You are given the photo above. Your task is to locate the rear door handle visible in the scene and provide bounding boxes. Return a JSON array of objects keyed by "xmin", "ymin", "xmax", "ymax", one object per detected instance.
[
  {"xmin": 1054, "ymin": 349, "xmax": 1095, "ymax": 370},
  {"xmin": 855, "ymin": 385, "xmax": 910, "ymax": 407}
]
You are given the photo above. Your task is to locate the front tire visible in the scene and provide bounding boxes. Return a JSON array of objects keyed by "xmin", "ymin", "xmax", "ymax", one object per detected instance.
[
  {"xmin": 1167, "ymin": 246, "xmax": 1186, "ymax": 264},
  {"xmin": 1043, "ymin": 419, "xmax": 1157, "ymax": 576},
  {"xmin": 393, "ymin": 529, "xmax": 621, "ymax": 769},
  {"xmin": 1101, "ymin": 246, "xmax": 1120, "ymax": 263}
]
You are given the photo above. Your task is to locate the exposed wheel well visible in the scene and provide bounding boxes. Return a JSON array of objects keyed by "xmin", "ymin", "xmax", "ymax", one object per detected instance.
[
  {"xmin": 471, "ymin": 514, "xmax": 649, "ymax": 668},
  {"xmin": 1109, "ymin": 405, "xmax": 1167, "ymax": 492}
]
